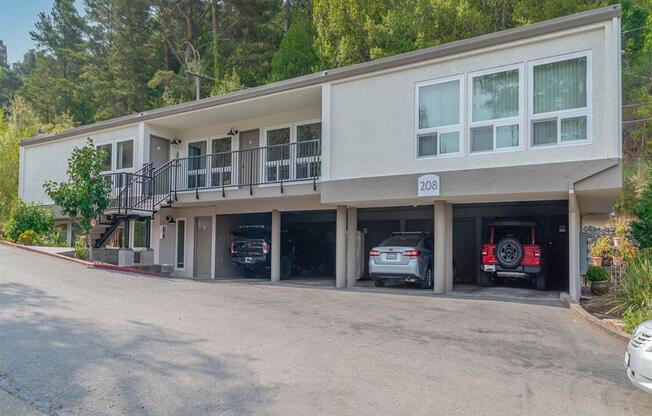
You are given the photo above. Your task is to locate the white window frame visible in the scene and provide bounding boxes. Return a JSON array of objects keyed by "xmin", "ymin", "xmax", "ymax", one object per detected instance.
[
  {"xmin": 467, "ymin": 63, "xmax": 524, "ymax": 154},
  {"xmin": 115, "ymin": 138, "xmax": 135, "ymax": 172},
  {"xmin": 175, "ymin": 217, "xmax": 187, "ymax": 271},
  {"xmin": 97, "ymin": 143, "xmax": 114, "ymax": 174},
  {"xmin": 129, "ymin": 219, "xmax": 149, "ymax": 250},
  {"xmin": 294, "ymin": 119, "xmax": 322, "ymax": 180},
  {"xmin": 528, "ymin": 50, "xmax": 592, "ymax": 148},
  {"xmin": 186, "ymin": 139, "xmax": 208, "ymax": 189},
  {"xmin": 209, "ymin": 136, "xmax": 234, "ymax": 187},
  {"xmin": 414, "ymin": 74, "xmax": 464, "ymax": 160},
  {"xmin": 262, "ymin": 124, "xmax": 293, "ymax": 183}
]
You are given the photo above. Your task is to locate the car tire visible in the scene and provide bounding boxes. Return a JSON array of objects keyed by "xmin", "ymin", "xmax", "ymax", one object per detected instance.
[
  {"xmin": 374, "ymin": 278, "xmax": 385, "ymax": 287},
  {"xmin": 496, "ymin": 237, "xmax": 524, "ymax": 269},
  {"xmin": 479, "ymin": 272, "xmax": 492, "ymax": 287},
  {"xmin": 536, "ymin": 273, "xmax": 548, "ymax": 290},
  {"xmin": 420, "ymin": 267, "xmax": 433, "ymax": 289}
]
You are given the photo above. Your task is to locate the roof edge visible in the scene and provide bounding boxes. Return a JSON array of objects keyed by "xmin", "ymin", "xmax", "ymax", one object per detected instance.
[{"xmin": 21, "ymin": 4, "xmax": 621, "ymax": 147}]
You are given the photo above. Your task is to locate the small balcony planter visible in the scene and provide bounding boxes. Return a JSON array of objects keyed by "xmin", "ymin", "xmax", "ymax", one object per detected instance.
[
  {"xmin": 591, "ymin": 256, "xmax": 604, "ymax": 267},
  {"xmin": 586, "ymin": 266, "xmax": 610, "ymax": 296}
]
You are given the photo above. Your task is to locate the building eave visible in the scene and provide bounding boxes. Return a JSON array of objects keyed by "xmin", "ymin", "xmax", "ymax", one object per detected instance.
[{"xmin": 21, "ymin": 4, "xmax": 621, "ymax": 147}]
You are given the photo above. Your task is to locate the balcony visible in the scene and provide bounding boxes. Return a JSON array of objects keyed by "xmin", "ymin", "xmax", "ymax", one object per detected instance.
[{"xmin": 103, "ymin": 139, "xmax": 321, "ymax": 213}]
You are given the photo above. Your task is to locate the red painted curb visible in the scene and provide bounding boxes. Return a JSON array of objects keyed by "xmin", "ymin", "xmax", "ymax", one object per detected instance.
[{"xmin": 0, "ymin": 240, "xmax": 162, "ymax": 278}]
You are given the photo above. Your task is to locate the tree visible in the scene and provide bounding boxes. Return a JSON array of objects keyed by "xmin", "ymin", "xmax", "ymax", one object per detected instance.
[
  {"xmin": 24, "ymin": 0, "xmax": 90, "ymax": 124},
  {"xmin": 269, "ymin": 11, "xmax": 319, "ymax": 82},
  {"xmin": 43, "ymin": 138, "xmax": 112, "ymax": 258}
]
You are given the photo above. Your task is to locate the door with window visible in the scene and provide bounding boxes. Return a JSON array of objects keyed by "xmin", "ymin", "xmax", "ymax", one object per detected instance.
[
  {"xmin": 238, "ymin": 129, "xmax": 259, "ymax": 186},
  {"xmin": 265, "ymin": 127, "xmax": 291, "ymax": 183}
]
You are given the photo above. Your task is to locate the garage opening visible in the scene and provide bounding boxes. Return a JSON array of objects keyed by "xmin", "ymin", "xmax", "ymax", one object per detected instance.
[
  {"xmin": 214, "ymin": 210, "xmax": 336, "ymax": 283},
  {"xmin": 453, "ymin": 201, "xmax": 568, "ymax": 296},
  {"xmin": 281, "ymin": 210, "xmax": 336, "ymax": 285},
  {"xmin": 357, "ymin": 206, "xmax": 434, "ymax": 289},
  {"xmin": 215, "ymin": 212, "xmax": 271, "ymax": 279}
]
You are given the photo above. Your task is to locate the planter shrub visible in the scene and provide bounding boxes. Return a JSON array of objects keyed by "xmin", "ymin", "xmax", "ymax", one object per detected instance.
[{"xmin": 586, "ymin": 266, "xmax": 610, "ymax": 282}]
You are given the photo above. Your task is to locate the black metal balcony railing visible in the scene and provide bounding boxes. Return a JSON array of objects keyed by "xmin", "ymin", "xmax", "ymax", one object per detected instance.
[{"xmin": 102, "ymin": 139, "xmax": 321, "ymax": 213}]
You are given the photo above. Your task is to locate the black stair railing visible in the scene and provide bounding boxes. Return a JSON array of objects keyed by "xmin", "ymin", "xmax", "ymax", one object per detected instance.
[{"xmin": 101, "ymin": 139, "xmax": 321, "ymax": 214}]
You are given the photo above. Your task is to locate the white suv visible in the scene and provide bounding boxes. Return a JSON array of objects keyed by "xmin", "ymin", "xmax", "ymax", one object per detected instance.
[{"xmin": 625, "ymin": 319, "xmax": 652, "ymax": 394}]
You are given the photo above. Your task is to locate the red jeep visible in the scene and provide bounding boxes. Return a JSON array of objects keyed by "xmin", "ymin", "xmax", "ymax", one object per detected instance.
[{"xmin": 480, "ymin": 221, "xmax": 548, "ymax": 290}]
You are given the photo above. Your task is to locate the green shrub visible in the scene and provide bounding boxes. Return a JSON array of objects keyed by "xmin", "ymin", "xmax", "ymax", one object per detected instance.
[
  {"xmin": 623, "ymin": 307, "xmax": 652, "ymax": 334},
  {"xmin": 39, "ymin": 232, "xmax": 67, "ymax": 247},
  {"xmin": 16, "ymin": 229, "xmax": 39, "ymax": 245},
  {"xmin": 586, "ymin": 266, "xmax": 610, "ymax": 282},
  {"xmin": 590, "ymin": 235, "xmax": 613, "ymax": 258},
  {"xmin": 5, "ymin": 201, "xmax": 55, "ymax": 242},
  {"xmin": 74, "ymin": 236, "xmax": 89, "ymax": 260},
  {"xmin": 617, "ymin": 255, "xmax": 652, "ymax": 313}
]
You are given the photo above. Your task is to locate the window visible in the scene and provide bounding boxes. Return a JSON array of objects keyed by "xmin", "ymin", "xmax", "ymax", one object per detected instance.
[
  {"xmin": 530, "ymin": 54, "xmax": 590, "ymax": 146},
  {"xmin": 54, "ymin": 222, "xmax": 69, "ymax": 245},
  {"xmin": 176, "ymin": 219, "xmax": 186, "ymax": 269},
  {"xmin": 133, "ymin": 220, "xmax": 148, "ymax": 248},
  {"xmin": 469, "ymin": 67, "xmax": 521, "ymax": 153},
  {"xmin": 265, "ymin": 127, "xmax": 291, "ymax": 182},
  {"xmin": 296, "ymin": 122, "xmax": 321, "ymax": 179},
  {"xmin": 97, "ymin": 144, "xmax": 112, "ymax": 171},
  {"xmin": 188, "ymin": 141, "xmax": 207, "ymax": 188},
  {"xmin": 416, "ymin": 77, "xmax": 462, "ymax": 157},
  {"xmin": 210, "ymin": 137, "xmax": 232, "ymax": 186},
  {"xmin": 116, "ymin": 140, "xmax": 133, "ymax": 169}
]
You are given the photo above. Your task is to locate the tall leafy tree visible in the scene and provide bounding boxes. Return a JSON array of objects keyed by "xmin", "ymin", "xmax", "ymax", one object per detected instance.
[
  {"xmin": 269, "ymin": 10, "xmax": 319, "ymax": 82},
  {"xmin": 44, "ymin": 138, "xmax": 112, "ymax": 258},
  {"xmin": 23, "ymin": 0, "xmax": 90, "ymax": 123}
]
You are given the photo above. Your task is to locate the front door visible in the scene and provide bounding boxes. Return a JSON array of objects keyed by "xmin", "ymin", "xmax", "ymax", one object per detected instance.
[
  {"xmin": 238, "ymin": 129, "xmax": 259, "ymax": 186},
  {"xmin": 194, "ymin": 216, "xmax": 212, "ymax": 278}
]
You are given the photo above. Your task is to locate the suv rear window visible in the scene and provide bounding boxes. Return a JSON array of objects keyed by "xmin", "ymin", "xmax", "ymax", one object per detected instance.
[
  {"xmin": 493, "ymin": 227, "xmax": 534, "ymax": 244},
  {"xmin": 235, "ymin": 227, "xmax": 269, "ymax": 239},
  {"xmin": 380, "ymin": 235, "xmax": 423, "ymax": 247}
]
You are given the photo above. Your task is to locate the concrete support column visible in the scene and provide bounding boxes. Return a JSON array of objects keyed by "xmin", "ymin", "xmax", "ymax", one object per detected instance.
[
  {"xmin": 569, "ymin": 190, "xmax": 581, "ymax": 303},
  {"xmin": 475, "ymin": 216, "xmax": 483, "ymax": 284},
  {"xmin": 271, "ymin": 209, "xmax": 281, "ymax": 282},
  {"xmin": 346, "ymin": 207, "xmax": 358, "ymax": 288},
  {"xmin": 445, "ymin": 203, "xmax": 454, "ymax": 293},
  {"xmin": 433, "ymin": 201, "xmax": 448, "ymax": 294},
  {"xmin": 336, "ymin": 206, "xmax": 347, "ymax": 288}
]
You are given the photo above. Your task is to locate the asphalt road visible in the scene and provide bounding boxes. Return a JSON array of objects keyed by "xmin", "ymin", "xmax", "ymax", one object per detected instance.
[{"xmin": 0, "ymin": 245, "xmax": 651, "ymax": 415}]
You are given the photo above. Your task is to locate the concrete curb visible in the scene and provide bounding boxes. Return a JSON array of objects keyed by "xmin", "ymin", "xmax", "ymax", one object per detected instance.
[
  {"xmin": 0, "ymin": 240, "xmax": 161, "ymax": 278},
  {"xmin": 568, "ymin": 300, "xmax": 630, "ymax": 344}
]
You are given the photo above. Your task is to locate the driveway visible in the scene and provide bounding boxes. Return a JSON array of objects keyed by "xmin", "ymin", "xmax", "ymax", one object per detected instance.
[{"xmin": 0, "ymin": 245, "xmax": 651, "ymax": 415}]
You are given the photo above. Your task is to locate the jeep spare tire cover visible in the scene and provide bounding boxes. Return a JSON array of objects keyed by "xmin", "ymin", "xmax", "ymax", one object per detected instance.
[{"xmin": 496, "ymin": 237, "xmax": 524, "ymax": 269}]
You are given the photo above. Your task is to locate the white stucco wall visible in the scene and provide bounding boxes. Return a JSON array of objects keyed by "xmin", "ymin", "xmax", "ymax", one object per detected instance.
[
  {"xmin": 327, "ymin": 21, "xmax": 620, "ymax": 181},
  {"xmin": 21, "ymin": 125, "xmax": 141, "ymax": 205}
]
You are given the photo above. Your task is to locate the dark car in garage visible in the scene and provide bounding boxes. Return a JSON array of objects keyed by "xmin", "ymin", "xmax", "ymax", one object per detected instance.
[
  {"xmin": 479, "ymin": 221, "xmax": 548, "ymax": 290},
  {"xmin": 230, "ymin": 225, "xmax": 333, "ymax": 278}
]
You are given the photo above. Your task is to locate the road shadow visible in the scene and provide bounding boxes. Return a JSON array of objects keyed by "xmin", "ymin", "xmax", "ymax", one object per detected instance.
[{"xmin": 0, "ymin": 282, "xmax": 275, "ymax": 415}]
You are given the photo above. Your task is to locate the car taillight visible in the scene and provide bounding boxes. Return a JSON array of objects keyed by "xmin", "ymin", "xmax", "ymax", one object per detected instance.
[
  {"xmin": 522, "ymin": 245, "xmax": 542, "ymax": 266},
  {"xmin": 369, "ymin": 249, "xmax": 380, "ymax": 258},
  {"xmin": 482, "ymin": 244, "xmax": 497, "ymax": 265},
  {"xmin": 403, "ymin": 249, "xmax": 421, "ymax": 257},
  {"xmin": 262, "ymin": 242, "xmax": 269, "ymax": 254}
]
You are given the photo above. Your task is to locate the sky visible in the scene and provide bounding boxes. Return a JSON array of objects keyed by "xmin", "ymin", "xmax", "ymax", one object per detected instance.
[{"xmin": 0, "ymin": 0, "xmax": 84, "ymax": 65}]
